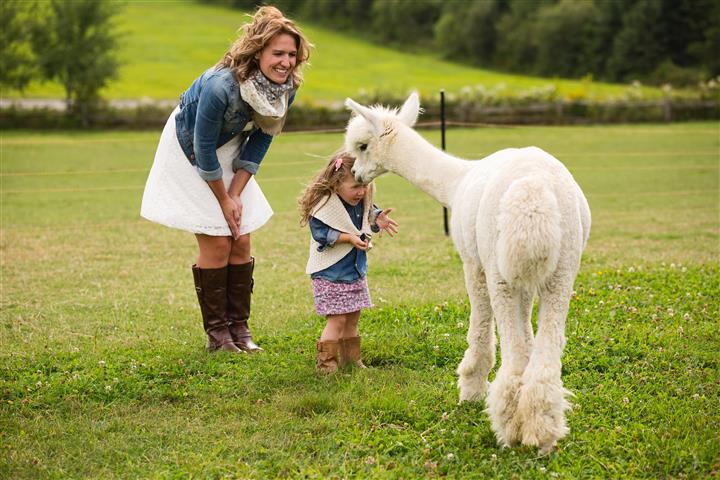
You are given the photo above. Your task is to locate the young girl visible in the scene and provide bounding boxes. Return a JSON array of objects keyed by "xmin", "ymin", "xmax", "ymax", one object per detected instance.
[{"xmin": 299, "ymin": 153, "xmax": 398, "ymax": 374}]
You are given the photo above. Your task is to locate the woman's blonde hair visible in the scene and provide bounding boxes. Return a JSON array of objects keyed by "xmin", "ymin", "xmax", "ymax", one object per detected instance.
[
  {"xmin": 298, "ymin": 152, "xmax": 373, "ymax": 226},
  {"xmin": 215, "ymin": 6, "xmax": 311, "ymax": 86}
]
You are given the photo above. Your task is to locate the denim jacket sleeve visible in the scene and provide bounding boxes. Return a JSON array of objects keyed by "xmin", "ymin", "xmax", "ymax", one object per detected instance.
[
  {"xmin": 309, "ymin": 216, "xmax": 341, "ymax": 252},
  {"xmin": 233, "ymin": 91, "xmax": 296, "ymax": 175},
  {"xmin": 370, "ymin": 203, "xmax": 383, "ymax": 233},
  {"xmin": 193, "ymin": 75, "xmax": 227, "ymax": 181}
]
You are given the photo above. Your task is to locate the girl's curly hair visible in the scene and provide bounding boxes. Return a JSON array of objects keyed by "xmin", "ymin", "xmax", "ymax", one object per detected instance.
[{"xmin": 298, "ymin": 152, "xmax": 373, "ymax": 225}]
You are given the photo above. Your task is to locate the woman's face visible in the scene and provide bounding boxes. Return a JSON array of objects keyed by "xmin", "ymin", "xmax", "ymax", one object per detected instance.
[
  {"xmin": 336, "ymin": 173, "xmax": 368, "ymax": 206},
  {"xmin": 257, "ymin": 33, "xmax": 297, "ymax": 84}
]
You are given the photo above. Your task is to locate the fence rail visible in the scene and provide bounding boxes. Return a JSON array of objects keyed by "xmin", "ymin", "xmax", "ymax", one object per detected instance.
[{"xmin": 1, "ymin": 98, "xmax": 717, "ymax": 130}]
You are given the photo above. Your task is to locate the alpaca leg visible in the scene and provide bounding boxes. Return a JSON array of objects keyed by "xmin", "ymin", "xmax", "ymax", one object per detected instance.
[
  {"xmin": 516, "ymin": 274, "xmax": 574, "ymax": 454},
  {"xmin": 457, "ymin": 263, "xmax": 495, "ymax": 403},
  {"xmin": 484, "ymin": 274, "xmax": 534, "ymax": 447}
]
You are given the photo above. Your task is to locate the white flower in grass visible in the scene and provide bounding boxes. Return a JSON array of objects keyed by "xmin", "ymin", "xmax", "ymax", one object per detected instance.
[
  {"xmin": 98, "ymin": 360, "xmax": 106, "ymax": 368},
  {"xmin": 447, "ymin": 453, "xmax": 455, "ymax": 461},
  {"xmin": 441, "ymin": 412, "xmax": 450, "ymax": 421},
  {"xmin": 105, "ymin": 385, "xmax": 112, "ymax": 391},
  {"xmin": 683, "ymin": 313, "xmax": 690, "ymax": 321},
  {"xmin": 433, "ymin": 345, "xmax": 440, "ymax": 351},
  {"xmin": 456, "ymin": 322, "xmax": 464, "ymax": 328},
  {"xmin": 35, "ymin": 381, "xmax": 42, "ymax": 388}
]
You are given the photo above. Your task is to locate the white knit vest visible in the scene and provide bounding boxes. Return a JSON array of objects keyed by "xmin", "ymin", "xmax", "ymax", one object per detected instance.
[{"xmin": 305, "ymin": 192, "xmax": 373, "ymax": 275}]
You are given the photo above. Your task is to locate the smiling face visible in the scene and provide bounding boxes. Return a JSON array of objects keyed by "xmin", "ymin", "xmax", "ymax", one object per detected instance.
[
  {"xmin": 336, "ymin": 172, "xmax": 369, "ymax": 206},
  {"xmin": 257, "ymin": 32, "xmax": 297, "ymax": 84}
]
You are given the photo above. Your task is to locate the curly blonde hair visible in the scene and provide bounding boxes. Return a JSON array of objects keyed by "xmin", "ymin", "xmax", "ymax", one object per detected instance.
[
  {"xmin": 215, "ymin": 6, "xmax": 311, "ymax": 86},
  {"xmin": 298, "ymin": 152, "xmax": 374, "ymax": 226}
]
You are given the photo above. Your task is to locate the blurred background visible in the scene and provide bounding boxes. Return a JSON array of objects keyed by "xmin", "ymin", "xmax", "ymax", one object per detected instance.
[{"xmin": 2, "ymin": 0, "xmax": 719, "ymax": 128}]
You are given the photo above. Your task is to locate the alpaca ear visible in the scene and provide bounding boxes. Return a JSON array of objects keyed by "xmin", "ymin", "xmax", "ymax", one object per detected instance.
[
  {"xmin": 398, "ymin": 91, "xmax": 420, "ymax": 127},
  {"xmin": 345, "ymin": 98, "xmax": 381, "ymax": 135}
]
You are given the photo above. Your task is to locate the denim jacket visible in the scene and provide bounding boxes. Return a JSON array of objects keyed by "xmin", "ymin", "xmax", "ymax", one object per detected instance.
[
  {"xmin": 174, "ymin": 67, "xmax": 296, "ymax": 181},
  {"xmin": 309, "ymin": 200, "xmax": 382, "ymax": 283}
]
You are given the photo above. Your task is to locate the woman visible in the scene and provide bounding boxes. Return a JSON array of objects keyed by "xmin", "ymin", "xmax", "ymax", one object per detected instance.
[{"xmin": 141, "ymin": 6, "xmax": 311, "ymax": 353}]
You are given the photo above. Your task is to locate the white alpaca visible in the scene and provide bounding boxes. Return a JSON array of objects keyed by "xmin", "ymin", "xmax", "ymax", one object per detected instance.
[{"xmin": 344, "ymin": 93, "xmax": 591, "ymax": 454}]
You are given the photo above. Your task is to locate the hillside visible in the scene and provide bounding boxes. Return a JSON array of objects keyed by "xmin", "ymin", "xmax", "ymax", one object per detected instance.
[{"xmin": 10, "ymin": 1, "xmax": 659, "ymax": 103}]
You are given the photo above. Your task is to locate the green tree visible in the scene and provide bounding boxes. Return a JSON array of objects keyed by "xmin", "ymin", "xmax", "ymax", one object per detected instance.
[
  {"xmin": 301, "ymin": 0, "xmax": 373, "ymax": 30},
  {"xmin": 371, "ymin": 0, "xmax": 442, "ymax": 47},
  {"xmin": 534, "ymin": 0, "xmax": 599, "ymax": 78},
  {"xmin": 0, "ymin": 0, "xmax": 39, "ymax": 91},
  {"xmin": 32, "ymin": 0, "xmax": 121, "ymax": 124},
  {"xmin": 607, "ymin": 0, "xmax": 665, "ymax": 81},
  {"xmin": 434, "ymin": 0, "xmax": 506, "ymax": 66}
]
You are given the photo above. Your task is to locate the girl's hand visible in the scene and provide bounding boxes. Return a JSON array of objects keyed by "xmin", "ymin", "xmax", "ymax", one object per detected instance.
[
  {"xmin": 341, "ymin": 233, "xmax": 369, "ymax": 251},
  {"xmin": 376, "ymin": 208, "xmax": 399, "ymax": 237},
  {"xmin": 220, "ymin": 197, "xmax": 241, "ymax": 239}
]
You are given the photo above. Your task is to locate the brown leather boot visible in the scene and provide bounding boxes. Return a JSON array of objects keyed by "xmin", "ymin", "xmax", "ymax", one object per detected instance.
[
  {"xmin": 227, "ymin": 259, "xmax": 263, "ymax": 352},
  {"xmin": 192, "ymin": 265, "xmax": 242, "ymax": 353},
  {"xmin": 341, "ymin": 336, "xmax": 367, "ymax": 369},
  {"xmin": 316, "ymin": 340, "xmax": 341, "ymax": 375}
]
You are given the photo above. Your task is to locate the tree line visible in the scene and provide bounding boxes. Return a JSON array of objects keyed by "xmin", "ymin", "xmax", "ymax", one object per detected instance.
[
  {"xmin": 1, "ymin": 0, "xmax": 119, "ymax": 125},
  {"xmin": 206, "ymin": 0, "xmax": 720, "ymax": 86}
]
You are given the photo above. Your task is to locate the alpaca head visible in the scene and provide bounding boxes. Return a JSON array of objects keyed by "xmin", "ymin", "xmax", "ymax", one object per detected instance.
[{"xmin": 343, "ymin": 92, "xmax": 420, "ymax": 183}]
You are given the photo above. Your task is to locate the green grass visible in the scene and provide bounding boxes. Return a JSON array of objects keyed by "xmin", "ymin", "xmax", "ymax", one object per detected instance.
[
  {"xmin": 1, "ymin": 123, "xmax": 719, "ymax": 478},
  {"xmin": 9, "ymin": 1, "xmax": 661, "ymax": 103}
]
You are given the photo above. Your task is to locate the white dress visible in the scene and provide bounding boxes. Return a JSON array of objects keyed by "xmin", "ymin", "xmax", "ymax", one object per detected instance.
[{"xmin": 140, "ymin": 107, "xmax": 273, "ymax": 236}]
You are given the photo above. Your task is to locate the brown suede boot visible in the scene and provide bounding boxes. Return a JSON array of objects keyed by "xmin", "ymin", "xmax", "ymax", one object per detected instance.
[
  {"xmin": 192, "ymin": 265, "xmax": 242, "ymax": 353},
  {"xmin": 341, "ymin": 336, "xmax": 367, "ymax": 369},
  {"xmin": 227, "ymin": 259, "xmax": 263, "ymax": 352},
  {"xmin": 316, "ymin": 340, "xmax": 341, "ymax": 375}
]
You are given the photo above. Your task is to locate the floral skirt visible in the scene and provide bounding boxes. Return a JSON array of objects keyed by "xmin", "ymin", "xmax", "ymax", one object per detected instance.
[{"xmin": 312, "ymin": 277, "xmax": 373, "ymax": 315}]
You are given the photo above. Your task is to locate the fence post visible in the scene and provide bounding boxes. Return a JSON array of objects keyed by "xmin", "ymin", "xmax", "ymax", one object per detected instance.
[{"xmin": 441, "ymin": 89, "xmax": 449, "ymax": 236}]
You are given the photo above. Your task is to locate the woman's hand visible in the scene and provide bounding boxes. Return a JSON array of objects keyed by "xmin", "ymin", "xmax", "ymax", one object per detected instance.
[
  {"xmin": 220, "ymin": 197, "xmax": 241, "ymax": 240},
  {"xmin": 376, "ymin": 208, "xmax": 399, "ymax": 237}
]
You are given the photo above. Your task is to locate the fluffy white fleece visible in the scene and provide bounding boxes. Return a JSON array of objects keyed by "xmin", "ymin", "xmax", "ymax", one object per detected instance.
[{"xmin": 344, "ymin": 93, "xmax": 591, "ymax": 454}]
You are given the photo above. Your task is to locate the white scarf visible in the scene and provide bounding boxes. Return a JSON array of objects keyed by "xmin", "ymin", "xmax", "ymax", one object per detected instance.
[{"xmin": 239, "ymin": 71, "xmax": 293, "ymax": 135}]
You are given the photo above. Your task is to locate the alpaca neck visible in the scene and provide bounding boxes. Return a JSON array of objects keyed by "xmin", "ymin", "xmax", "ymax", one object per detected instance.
[{"xmin": 389, "ymin": 127, "xmax": 470, "ymax": 207}]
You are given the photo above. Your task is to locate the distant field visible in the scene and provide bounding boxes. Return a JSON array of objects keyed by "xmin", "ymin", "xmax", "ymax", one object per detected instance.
[
  {"xmin": 10, "ymin": 1, "xmax": 661, "ymax": 103},
  {"xmin": 1, "ymin": 123, "xmax": 718, "ymax": 478}
]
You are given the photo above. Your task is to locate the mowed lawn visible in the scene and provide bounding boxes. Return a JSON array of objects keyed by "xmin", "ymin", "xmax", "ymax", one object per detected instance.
[{"xmin": 1, "ymin": 123, "xmax": 718, "ymax": 478}]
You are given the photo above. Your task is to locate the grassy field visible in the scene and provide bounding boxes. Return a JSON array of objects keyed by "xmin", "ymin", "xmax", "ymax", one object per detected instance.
[
  {"xmin": 1, "ymin": 122, "xmax": 719, "ymax": 478},
  {"xmin": 9, "ymin": 1, "xmax": 661, "ymax": 103}
]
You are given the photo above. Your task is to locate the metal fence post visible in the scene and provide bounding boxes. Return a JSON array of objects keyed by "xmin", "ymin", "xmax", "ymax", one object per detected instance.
[{"xmin": 441, "ymin": 89, "xmax": 449, "ymax": 236}]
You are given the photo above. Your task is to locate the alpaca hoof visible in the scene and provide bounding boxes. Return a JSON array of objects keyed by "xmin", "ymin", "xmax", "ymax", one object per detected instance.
[
  {"xmin": 538, "ymin": 442, "xmax": 557, "ymax": 456},
  {"xmin": 516, "ymin": 371, "xmax": 571, "ymax": 451},
  {"xmin": 485, "ymin": 371, "xmax": 524, "ymax": 446},
  {"xmin": 458, "ymin": 377, "xmax": 489, "ymax": 403}
]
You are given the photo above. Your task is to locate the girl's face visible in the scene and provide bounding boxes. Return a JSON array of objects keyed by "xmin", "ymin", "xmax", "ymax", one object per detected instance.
[
  {"xmin": 257, "ymin": 33, "xmax": 297, "ymax": 84},
  {"xmin": 336, "ymin": 173, "xmax": 368, "ymax": 206}
]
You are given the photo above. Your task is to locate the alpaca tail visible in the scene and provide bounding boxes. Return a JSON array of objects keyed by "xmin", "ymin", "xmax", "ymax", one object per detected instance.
[{"xmin": 496, "ymin": 176, "xmax": 562, "ymax": 291}]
